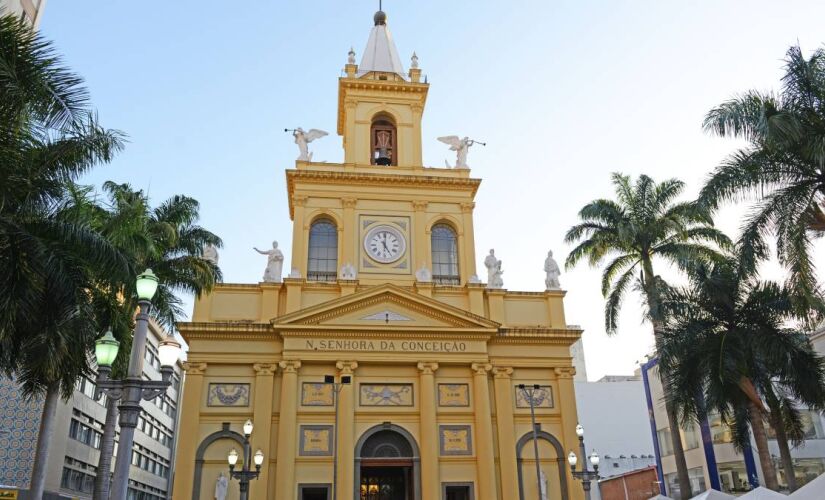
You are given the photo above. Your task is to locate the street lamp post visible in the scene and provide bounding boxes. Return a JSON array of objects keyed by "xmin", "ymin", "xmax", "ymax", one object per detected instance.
[
  {"xmin": 324, "ymin": 374, "xmax": 351, "ymax": 500},
  {"xmin": 568, "ymin": 424, "xmax": 600, "ymax": 500},
  {"xmin": 518, "ymin": 384, "xmax": 546, "ymax": 500},
  {"xmin": 227, "ymin": 419, "xmax": 264, "ymax": 500},
  {"xmin": 94, "ymin": 269, "xmax": 181, "ymax": 500}
]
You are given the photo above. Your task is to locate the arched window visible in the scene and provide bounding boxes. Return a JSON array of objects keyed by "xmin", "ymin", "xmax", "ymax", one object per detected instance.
[
  {"xmin": 370, "ymin": 114, "xmax": 396, "ymax": 166},
  {"xmin": 431, "ymin": 224, "xmax": 459, "ymax": 285},
  {"xmin": 307, "ymin": 219, "xmax": 338, "ymax": 281}
]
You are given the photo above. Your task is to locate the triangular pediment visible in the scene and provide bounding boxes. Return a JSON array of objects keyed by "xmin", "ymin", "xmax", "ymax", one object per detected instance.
[{"xmin": 271, "ymin": 284, "xmax": 498, "ymax": 331}]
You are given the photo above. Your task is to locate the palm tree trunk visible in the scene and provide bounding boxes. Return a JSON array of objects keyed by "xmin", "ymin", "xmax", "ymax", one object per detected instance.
[
  {"xmin": 748, "ymin": 400, "xmax": 779, "ymax": 490},
  {"xmin": 93, "ymin": 396, "xmax": 119, "ymax": 500},
  {"xmin": 30, "ymin": 382, "xmax": 60, "ymax": 499},
  {"xmin": 642, "ymin": 259, "xmax": 693, "ymax": 499},
  {"xmin": 769, "ymin": 410, "xmax": 797, "ymax": 491}
]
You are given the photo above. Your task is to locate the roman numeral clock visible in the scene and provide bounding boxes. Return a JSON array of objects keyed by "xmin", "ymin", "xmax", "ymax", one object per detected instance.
[{"xmin": 360, "ymin": 216, "xmax": 410, "ymax": 274}]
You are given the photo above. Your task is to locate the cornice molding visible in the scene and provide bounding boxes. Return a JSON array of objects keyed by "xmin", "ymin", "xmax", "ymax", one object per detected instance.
[
  {"xmin": 280, "ymin": 329, "xmax": 492, "ymax": 341},
  {"xmin": 178, "ymin": 322, "xmax": 275, "ymax": 342},
  {"xmin": 493, "ymin": 328, "xmax": 581, "ymax": 346},
  {"xmin": 286, "ymin": 170, "xmax": 480, "ymax": 218}
]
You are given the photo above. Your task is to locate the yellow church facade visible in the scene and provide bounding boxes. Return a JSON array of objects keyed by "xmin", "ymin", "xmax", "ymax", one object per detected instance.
[{"xmin": 173, "ymin": 11, "xmax": 584, "ymax": 500}]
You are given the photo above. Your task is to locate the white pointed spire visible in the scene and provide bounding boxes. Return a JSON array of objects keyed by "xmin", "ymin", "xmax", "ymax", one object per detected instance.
[{"xmin": 358, "ymin": 10, "xmax": 406, "ymax": 79}]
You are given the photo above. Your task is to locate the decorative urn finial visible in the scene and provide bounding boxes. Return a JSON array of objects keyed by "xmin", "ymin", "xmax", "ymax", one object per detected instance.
[
  {"xmin": 410, "ymin": 51, "xmax": 419, "ymax": 69},
  {"xmin": 347, "ymin": 46, "xmax": 356, "ymax": 65}
]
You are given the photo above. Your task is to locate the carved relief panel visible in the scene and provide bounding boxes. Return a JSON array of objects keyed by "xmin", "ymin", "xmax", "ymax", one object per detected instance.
[{"xmin": 206, "ymin": 383, "xmax": 250, "ymax": 407}]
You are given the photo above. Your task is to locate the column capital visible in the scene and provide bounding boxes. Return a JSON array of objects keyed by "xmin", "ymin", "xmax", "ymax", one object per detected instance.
[
  {"xmin": 412, "ymin": 200, "xmax": 428, "ymax": 211},
  {"xmin": 471, "ymin": 363, "xmax": 492, "ymax": 376},
  {"xmin": 182, "ymin": 362, "xmax": 207, "ymax": 375},
  {"xmin": 253, "ymin": 363, "xmax": 277, "ymax": 376},
  {"xmin": 492, "ymin": 366, "xmax": 514, "ymax": 379},
  {"xmin": 417, "ymin": 362, "xmax": 439, "ymax": 375},
  {"xmin": 460, "ymin": 202, "xmax": 476, "ymax": 213},
  {"xmin": 293, "ymin": 195, "xmax": 308, "ymax": 207},
  {"xmin": 554, "ymin": 366, "xmax": 576, "ymax": 379},
  {"xmin": 341, "ymin": 197, "xmax": 358, "ymax": 209},
  {"xmin": 336, "ymin": 360, "xmax": 359, "ymax": 374},
  {"xmin": 279, "ymin": 360, "xmax": 302, "ymax": 373}
]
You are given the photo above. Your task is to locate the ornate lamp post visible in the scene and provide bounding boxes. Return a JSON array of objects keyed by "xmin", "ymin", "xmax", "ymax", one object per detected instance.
[
  {"xmin": 94, "ymin": 269, "xmax": 182, "ymax": 500},
  {"xmin": 518, "ymin": 383, "xmax": 546, "ymax": 500},
  {"xmin": 227, "ymin": 419, "xmax": 264, "ymax": 500},
  {"xmin": 568, "ymin": 424, "xmax": 600, "ymax": 500},
  {"xmin": 324, "ymin": 374, "xmax": 351, "ymax": 500}
]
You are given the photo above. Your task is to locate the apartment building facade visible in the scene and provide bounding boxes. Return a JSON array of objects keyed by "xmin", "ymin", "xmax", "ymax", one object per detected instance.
[{"xmin": 0, "ymin": 321, "xmax": 183, "ymax": 500}]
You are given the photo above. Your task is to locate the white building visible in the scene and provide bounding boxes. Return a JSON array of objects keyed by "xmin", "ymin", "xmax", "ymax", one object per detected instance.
[
  {"xmin": 641, "ymin": 328, "xmax": 825, "ymax": 498},
  {"xmin": 574, "ymin": 371, "xmax": 657, "ymax": 500},
  {"xmin": 0, "ymin": 321, "xmax": 183, "ymax": 500}
]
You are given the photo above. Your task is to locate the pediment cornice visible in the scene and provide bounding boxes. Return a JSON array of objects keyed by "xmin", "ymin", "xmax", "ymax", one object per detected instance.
[{"xmin": 271, "ymin": 283, "xmax": 499, "ymax": 331}]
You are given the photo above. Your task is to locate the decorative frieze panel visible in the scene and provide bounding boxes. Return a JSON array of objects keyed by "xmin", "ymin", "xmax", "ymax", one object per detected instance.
[
  {"xmin": 514, "ymin": 385, "xmax": 554, "ymax": 409},
  {"xmin": 301, "ymin": 382, "xmax": 334, "ymax": 406},
  {"xmin": 299, "ymin": 425, "xmax": 333, "ymax": 456},
  {"xmin": 439, "ymin": 425, "xmax": 473, "ymax": 455},
  {"xmin": 359, "ymin": 383, "xmax": 413, "ymax": 406},
  {"xmin": 206, "ymin": 383, "xmax": 250, "ymax": 407},
  {"xmin": 438, "ymin": 383, "xmax": 470, "ymax": 407}
]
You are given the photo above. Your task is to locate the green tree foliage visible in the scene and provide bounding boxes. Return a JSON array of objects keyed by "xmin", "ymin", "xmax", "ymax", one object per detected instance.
[
  {"xmin": 0, "ymin": 13, "xmax": 125, "ymax": 498},
  {"xmin": 658, "ymin": 255, "xmax": 825, "ymax": 491},
  {"xmin": 565, "ymin": 173, "xmax": 730, "ymax": 498},
  {"xmin": 700, "ymin": 45, "xmax": 825, "ymax": 315}
]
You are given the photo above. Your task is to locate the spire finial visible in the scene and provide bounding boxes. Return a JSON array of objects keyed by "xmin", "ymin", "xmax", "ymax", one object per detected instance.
[{"xmin": 374, "ymin": 0, "xmax": 387, "ymax": 25}]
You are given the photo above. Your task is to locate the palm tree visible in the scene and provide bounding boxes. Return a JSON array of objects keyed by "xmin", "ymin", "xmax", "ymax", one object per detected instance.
[
  {"xmin": 699, "ymin": 44, "xmax": 825, "ymax": 314},
  {"xmin": 658, "ymin": 256, "xmax": 825, "ymax": 492},
  {"xmin": 89, "ymin": 182, "xmax": 222, "ymax": 500},
  {"xmin": 565, "ymin": 173, "xmax": 730, "ymax": 498},
  {"xmin": 0, "ymin": 14, "xmax": 125, "ymax": 498}
]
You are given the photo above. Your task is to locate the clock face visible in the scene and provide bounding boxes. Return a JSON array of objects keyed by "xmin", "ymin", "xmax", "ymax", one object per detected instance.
[{"xmin": 364, "ymin": 225, "xmax": 406, "ymax": 263}]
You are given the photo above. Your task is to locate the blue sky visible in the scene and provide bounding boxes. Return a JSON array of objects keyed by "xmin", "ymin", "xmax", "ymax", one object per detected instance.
[{"xmin": 41, "ymin": 1, "xmax": 825, "ymax": 380}]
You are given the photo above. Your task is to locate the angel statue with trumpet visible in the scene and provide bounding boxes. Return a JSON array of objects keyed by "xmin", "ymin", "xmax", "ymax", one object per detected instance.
[
  {"xmin": 286, "ymin": 127, "xmax": 328, "ymax": 161},
  {"xmin": 437, "ymin": 135, "xmax": 486, "ymax": 169}
]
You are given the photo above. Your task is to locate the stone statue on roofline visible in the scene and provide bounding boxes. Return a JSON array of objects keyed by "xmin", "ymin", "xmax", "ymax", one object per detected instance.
[
  {"xmin": 254, "ymin": 241, "xmax": 283, "ymax": 282},
  {"xmin": 484, "ymin": 249, "xmax": 504, "ymax": 289},
  {"xmin": 438, "ymin": 135, "xmax": 486, "ymax": 169},
  {"xmin": 286, "ymin": 127, "xmax": 328, "ymax": 161},
  {"xmin": 544, "ymin": 250, "xmax": 561, "ymax": 290}
]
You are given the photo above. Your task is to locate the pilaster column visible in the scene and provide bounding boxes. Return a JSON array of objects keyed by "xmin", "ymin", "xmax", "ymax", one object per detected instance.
[
  {"xmin": 411, "ymin": 102, "xmax": 424, "ymax": 166},
  {"xmin": 251, "ymin": 363, "xmax": 277, "ymax": 500},
  {"xmin": 336, "ymin": 361, "xmax": 358, "ymax": 500},
  {"xmin": 172, "ymin": 362, "xmax": 207, "ymax": 500},
  {"xmin": 341, "ymin": 198, "xmax": 357, "ymax": 267},
  {"xmin": 417, "ymin": 362, "xmax": 440, "ymax": 500},
  {"xmin": 459, "ymin": 202, "xmax": 477, "ymax": 281},
  {"xmin": 412, "ymin": 200, "xmax": 429, "ymax": 273},
  {"xmin": 343, "ymin": 99, "xmax": 357, "ymax": 164},
  {"xmin": 471, "ymin": 363, "xmax": 498, "ymax": 500},
  {"xmin": 291, "ymin": 195, "xmax": 308, "ymax": 276},
  {"xmin": 555, "ymin": 366, "xmax": 580, "ymax": 496},
  {"xmin": 493, "ymin": 366, "xmax": 519, "ymax": 497},
  {"xmin": 275, "ymin": 360, "xmax": 301, "ymax": 500}
]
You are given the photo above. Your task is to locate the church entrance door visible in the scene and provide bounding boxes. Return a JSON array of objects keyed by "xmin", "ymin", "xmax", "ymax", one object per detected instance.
[
  {"xmin": 355, "ymin": 425, "xmax": 421, "ymax": 500},
  {"xmin": 359, "ymin": 462, "xmax": 412, "ymax": 500}
]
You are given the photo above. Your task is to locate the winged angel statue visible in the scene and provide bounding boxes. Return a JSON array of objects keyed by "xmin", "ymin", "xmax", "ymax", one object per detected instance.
[
  {"xmin": 289, "ymin": 127, "xmax": 328, "ymax": 161},
  {"xmin": 437, "ymin": 135, "xmax": 484, "ymax": 169}
]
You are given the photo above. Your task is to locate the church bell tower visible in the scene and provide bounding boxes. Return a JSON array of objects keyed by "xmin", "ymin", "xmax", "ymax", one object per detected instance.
[{"xmin": 288, "ymin": 9, "xmax": 479, "ymax": 286}]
